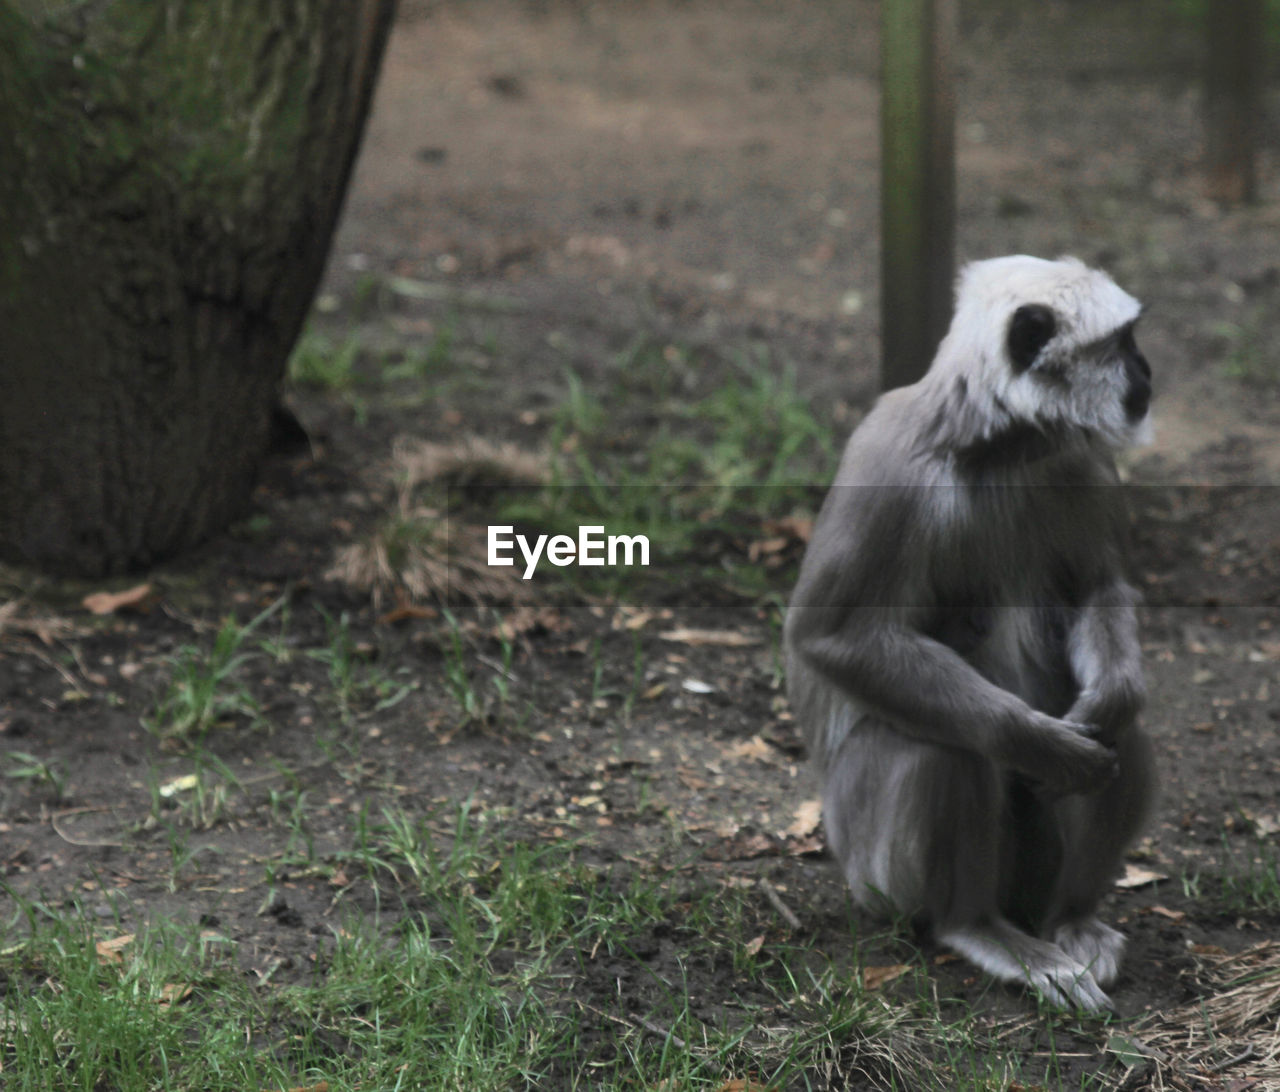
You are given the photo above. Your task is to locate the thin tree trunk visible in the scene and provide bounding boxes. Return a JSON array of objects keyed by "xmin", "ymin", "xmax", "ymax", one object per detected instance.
[
  {"xmin": 0, "ymin": 0, "xmax": 396, "ymax": 575},
  {"xmin": 880, "ymin": 0, "xmax": 956, "ymax": 391},
  {"xmin": 1204, "ymin": 0, "xmax": 1265, "ymax": 204}
]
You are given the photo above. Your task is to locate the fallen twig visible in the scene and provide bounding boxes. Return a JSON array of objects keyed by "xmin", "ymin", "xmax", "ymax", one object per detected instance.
[
  {"xmin": 51, "ymin": 806, "xmax": 122, "ymax": 847},
  {"xmin": 759, "ymin": 876, "xmax": 801, "ymax": 930},
  {"xmin": 1205, "ymin": 1044, "xmax": 1256, "ymax": 1073}
]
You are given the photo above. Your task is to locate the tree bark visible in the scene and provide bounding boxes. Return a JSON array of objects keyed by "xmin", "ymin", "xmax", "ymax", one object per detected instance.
[
  {"xmin": 1204, "ymin": 0, "xmax": 1265, "ymax": 204},
  {"xmin": 0, "ymin": 0, "xmax": 396, "ymax": 575}
]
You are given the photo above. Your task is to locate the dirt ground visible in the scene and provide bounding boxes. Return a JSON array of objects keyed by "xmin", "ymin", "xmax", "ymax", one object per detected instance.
[{"xmin": 3, "ymin": 1, "xmax": 1280, "ymax": 1088}]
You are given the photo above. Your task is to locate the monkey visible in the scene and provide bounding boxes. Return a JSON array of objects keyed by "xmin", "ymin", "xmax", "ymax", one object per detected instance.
[{"xmin": 784, "ymin": 255, "xmax": 1155, "ymax": 1011}]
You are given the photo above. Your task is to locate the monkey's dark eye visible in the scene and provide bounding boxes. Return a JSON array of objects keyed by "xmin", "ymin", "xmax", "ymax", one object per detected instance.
[{"xmin": 1007, "ymin": 304, "xmax": 1057, "ymax": 374}]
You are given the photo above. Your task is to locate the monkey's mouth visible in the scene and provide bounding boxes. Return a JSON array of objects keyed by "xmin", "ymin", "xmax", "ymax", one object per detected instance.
[{"xmin": 1123, "ymin": 381, "xmax": 1151, "ymax": 422}]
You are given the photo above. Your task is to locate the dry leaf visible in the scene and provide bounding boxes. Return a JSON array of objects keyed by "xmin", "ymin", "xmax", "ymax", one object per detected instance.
[
  {"xmin": 724, "ymin": 736, "xmax": 773, "ymax": 762},
  {"xmin": 618, "ymin": 609, "xmax": 654, "ymax": 631},
  {"xmin": 1251, "ymin": 641, "xmax": 1280, "ymax": 661},
  {"xmin": 1252, "ymin": 813, "xmax": 1280, "ymax": 837},
  {"xmin": 376, "ymin": 604, "xmax": 437, "ymax": 625},
  {"xmin": 747, "ymin": 536, "xmax": 789, "ymax": 561},
  {"xmin": 762, "ymin": 515, "xmax": 813, "ymax": 542},
  {"xmin": 1146, "ymin": 905, "xmax": 1187, "ymax": 922},
  {"xmin": 156, "ymin": 982, "xmax": 193, "ymax": 1006},
  {"xmin": 862, "ymin": 963, "xmax": 910, "ymax": 990},
  {"xmin": 95, "ymin": 934, "xmax": 134, "ymax": 964},
  {"xmin": 744, "ymin": 935, "xmax": 765, "ymax": 956},
  {"xmin": 82, "ymin": 583, "xmax": 154, "ymax": 616},
  {"xmin": 496, "ymin": 606, "xmax": 572, "ymax": 639},
  {"xmin": 714, "ymin": 1080, "xmax": 774, "ymax": 1092},
  {"xmin": 786, "ymin": 799, "xmax": 823, "ymax": 839},
  {"xmin": 681, "ymin": 678, "xmax": 715, "ymax": 694},
  {"xmin": 641, "ymin": 682, "xmax": 668, "ymax": 700},
  {"xmin": 706, "ymin": 832, "xmax": 781, "ymax": 861},
  {"xmin": 660, "ymin": 628, "xmax": 761, "ymax": 647},
  {"xmin": 1116, "ymin": 863, "xmax": 1168, "ymax": 889}
]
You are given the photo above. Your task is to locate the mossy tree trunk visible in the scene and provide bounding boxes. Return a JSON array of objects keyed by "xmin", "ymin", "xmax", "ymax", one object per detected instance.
[{"xmin": 0, "ymin": 0, "xmax": 396, "ymax": 575}]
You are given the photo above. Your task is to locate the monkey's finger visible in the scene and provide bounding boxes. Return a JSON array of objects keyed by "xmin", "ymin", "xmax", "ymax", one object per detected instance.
[{"xmin": 1078, "ymin": 720, "xmax": 1120, "ymax": 749}]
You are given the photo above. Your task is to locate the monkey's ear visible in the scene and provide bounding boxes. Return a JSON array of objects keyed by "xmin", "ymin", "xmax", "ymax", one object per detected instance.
[{"xmin": 1007, "ymin": 304, "xmax": 1057, "ymax": 373}]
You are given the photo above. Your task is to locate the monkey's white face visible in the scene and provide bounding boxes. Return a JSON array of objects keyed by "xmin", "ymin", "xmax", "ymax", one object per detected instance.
[{"xmin": 935, "ymin": 256, "xmax": 1152, "ymax": 450}]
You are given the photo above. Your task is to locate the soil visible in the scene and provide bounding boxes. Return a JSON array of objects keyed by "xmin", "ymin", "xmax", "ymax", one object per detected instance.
[{"xmin": 3, "ymin": 2, "xmax": 1279, "ymax": 1089}]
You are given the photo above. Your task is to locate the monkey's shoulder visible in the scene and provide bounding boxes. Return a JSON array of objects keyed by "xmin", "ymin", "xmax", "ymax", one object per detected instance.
[{"xmin": 833, "ymin": 387, "xmax": 941, "ymax": 488}]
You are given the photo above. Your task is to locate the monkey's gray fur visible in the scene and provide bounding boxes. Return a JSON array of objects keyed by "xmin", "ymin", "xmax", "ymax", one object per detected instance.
[{"xmin": 785, "ymin": 255, "xmax": 1155, "ymax": 1011}]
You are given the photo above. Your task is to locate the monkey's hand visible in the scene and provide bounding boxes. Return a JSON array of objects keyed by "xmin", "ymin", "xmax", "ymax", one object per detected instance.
[
  {"xmin": 1065, "ymin": 681, "xmax": 1144, "ymax": 749},
  {"xmin": 1004, "ymin": 713, "xmax": 1119, "ymax": 797}
]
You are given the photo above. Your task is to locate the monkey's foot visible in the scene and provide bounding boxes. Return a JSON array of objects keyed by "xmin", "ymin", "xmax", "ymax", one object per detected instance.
[
  {"xmin": 1027, "ymin": 963, "xmax": 1114, "ymax": 1013},
  {"xmin": 938, "ymin": 920, "xmax": 1115, "ymax": 1012},
  {"xmin": 1054, "ymin": 917, "xmax": 1125, "ymax": 989}
]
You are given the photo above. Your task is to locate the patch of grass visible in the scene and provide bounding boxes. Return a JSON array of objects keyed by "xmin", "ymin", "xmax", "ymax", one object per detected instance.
[
  {"xmin": 143, "ymin": 751, "xmax": 244, "ymax": 833},
  {"xmin": 441, "ymin": 609, "xmax": 485, "ymax": 726},
  {"xmin": 499, "ymin": 345, "xmax": 832, "ymax": 596},
  {"xmin": 382, "ymin": 318, "xmax": 455, "ymax": 382},
  {"xmin": 2, "ymin": 800, "xmax": 1121, "ymax": 1091},
  {"xmin": 0, "ymin": 903, "xmax": 279, "ymax": 1091},
  {"xmin": 1216, "ymin": 834, "xmax": 1280, "ymax": 913},
  {"xmin": 145, "ymin": 595, "xmax": 287, "ymax": 743},
  {"xmin": 326, "ymin": 803, "xmax": 947, "ymax": 1088},
  {"xmin": 306, "ymin": 607, "xmax": 413, "ymax": 725},
  {"xmin": 286, "ymin": 326, "xmax": 363, "ymax": 392},
  {"xmin": 696, "ymin": 346, "xmax": 835, "ymax": 506},
  {"xmin": 3, "ymin": 750, "xmax": 66, "ymax": 800},
  {"xmin": 437, "ymin": 609, "xmax": 519, "ymax": 729}
]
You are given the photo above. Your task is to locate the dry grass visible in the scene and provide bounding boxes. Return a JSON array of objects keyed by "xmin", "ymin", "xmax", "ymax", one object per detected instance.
[
  {"xmin": 0, "ymin": 595, "xmax": 77, "ymax": 644},
  {"xmin": 1113, "ymin": 941, "xmax": 1280, "ymax": 1090},
  {"xmin": 326, "ymin": 434, "xmax": 547, "ymax": 607},
  {"xmin": 392, "ymin": 434, "xmax": 548, "ymax": 494}
]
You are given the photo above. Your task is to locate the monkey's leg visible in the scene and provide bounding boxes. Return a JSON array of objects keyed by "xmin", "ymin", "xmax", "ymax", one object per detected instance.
[
  {"xmin": 1049, "ymin": 726, "xmax": 1155, "ymax": 989},
  {"xmin": 1002, "ymin": 775, "xmax": 1064, "ymax": 933},
  {"xmin": 926, "ymin": 766, "xmax": 1114, "ymax": 1012},
  {"xmin": 821, "ymin": 722, "xmax": 1111, "ymax": 1010}
]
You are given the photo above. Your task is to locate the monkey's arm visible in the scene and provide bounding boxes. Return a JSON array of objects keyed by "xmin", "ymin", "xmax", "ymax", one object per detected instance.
[
  {"xmin": 787, "ymin": 480, "xmax": 1116, "ymax": 795},
  {"xmin": 1064, "ymin": 581, "xmax": 1145, "ymax": 746},
  {"xmin": 793, "ymin": 613, "xmax": 1114, "ymax": 795}
]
